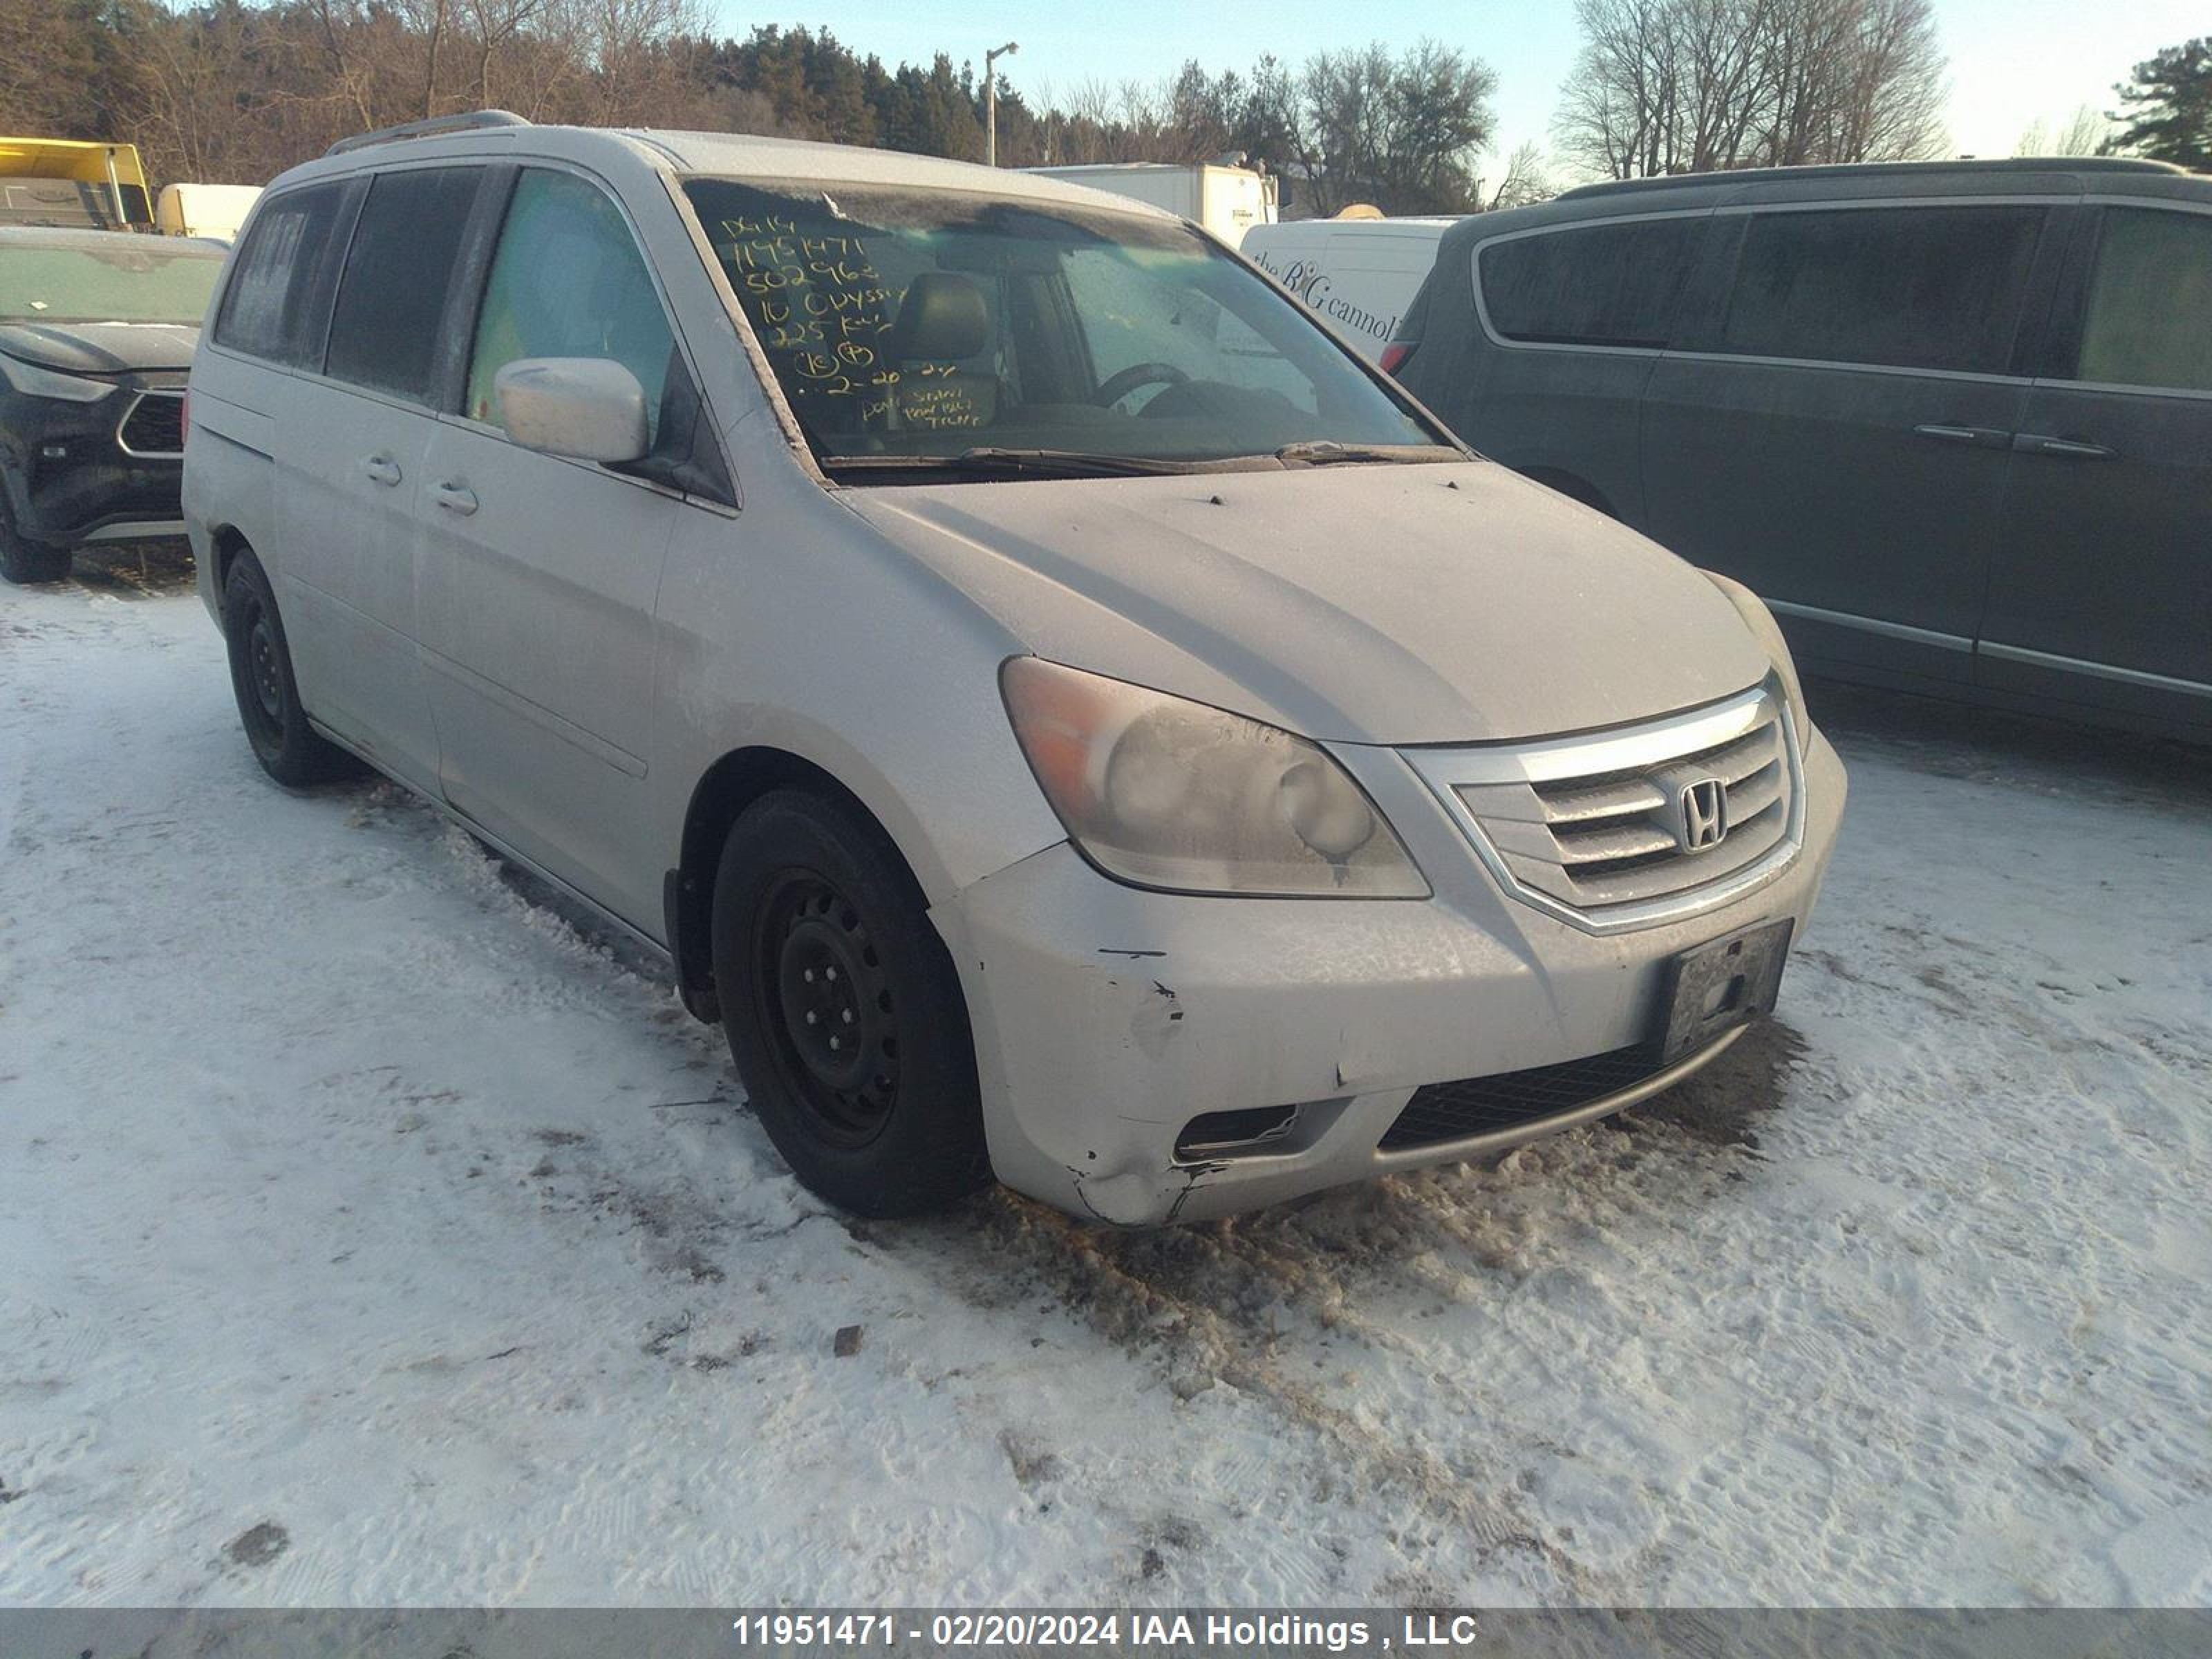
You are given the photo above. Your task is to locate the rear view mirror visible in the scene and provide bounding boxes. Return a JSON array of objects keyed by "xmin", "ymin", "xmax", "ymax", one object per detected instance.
[{"xmin": 494, "ymin": 357, "xmax": 650, "ymax": 465}]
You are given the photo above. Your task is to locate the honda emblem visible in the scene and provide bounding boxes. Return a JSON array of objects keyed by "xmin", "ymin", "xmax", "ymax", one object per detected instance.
[{"xmin": 1676, "ymin": 778, "xmax": 1729, "ymax": 852}]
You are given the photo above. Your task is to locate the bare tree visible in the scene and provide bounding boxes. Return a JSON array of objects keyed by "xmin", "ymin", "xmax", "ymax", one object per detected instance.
[
  {"xmin": 456, "ymin": 0, "xmax": 549, "ymax": 111},
  {"xmin": 119, "ymin": 3, "xmax": 248, "ymax": 182},
  {"xmin": 305, "ymin": 0, "xmax": 388, "ymax": 134},
  {"xmin": 2016, "ymin": 103, "xmax": 2110, "ymax": 157},
  {"xmin": 547, "ymin": 0, "xmax": 711, "ymax": 126},
  {"xmin": 1479, "ymin": 140, "xmax": 1555, "ymax": 209},
  {"xmin": 1555, "ymin": 0, "xmax": 1946, "ymax": 178},
  {"xmin": 0, "ymin": 0, "xmax": 101, "ymax": 135}
]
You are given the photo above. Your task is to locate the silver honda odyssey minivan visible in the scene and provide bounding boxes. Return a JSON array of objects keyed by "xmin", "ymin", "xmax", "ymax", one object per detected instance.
[{"xmin": 184, "ymin": 113, "xmax": 1846, "ymax": 1225}]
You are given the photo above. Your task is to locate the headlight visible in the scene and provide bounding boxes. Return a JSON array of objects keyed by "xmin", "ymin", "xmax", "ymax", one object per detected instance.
[
  {"xmin": 0, "ymin": 353, "xmax": 115, "ymax": 404},
  {"xmin": 1703, "ymin": 570, "xmax": 1806, "ymax": 725},
  {"xmin": 1001, "ymin": 657, "xmax": 1429, "ymax": 899}
]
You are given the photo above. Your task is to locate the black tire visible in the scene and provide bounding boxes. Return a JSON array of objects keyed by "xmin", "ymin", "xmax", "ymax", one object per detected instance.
[
  {"xmin": 221, "ymin": 551, "xmax": 363, "ymax": 787},
  {"xmin": 711, "ymin": 788, "xmax": 992, "ymax": 1217},
  {"xmin": 0, "ymin": 496, "xmax": 72, "ymax": 584}
]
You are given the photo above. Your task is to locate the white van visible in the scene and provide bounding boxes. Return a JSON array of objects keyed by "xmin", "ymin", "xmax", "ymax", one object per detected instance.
[
  {"xmin": 1242, "ymin": 217, "xmax": 1459, "ymax": 362},
  {"xmin": 183, "ymin": 113, "xmax": 1843, "ymax": 1226},
  {"xmin": 156, "ymin": 182, "xmax": 263, "ymax": 243}
]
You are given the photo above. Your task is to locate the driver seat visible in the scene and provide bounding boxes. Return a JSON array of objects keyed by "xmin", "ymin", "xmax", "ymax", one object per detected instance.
[{"xmin": 884, "ymin": 273, "xmax": 997, "ymax": 431}]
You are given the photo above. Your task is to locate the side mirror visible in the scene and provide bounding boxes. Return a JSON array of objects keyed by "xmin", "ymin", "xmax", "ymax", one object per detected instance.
[{"xmin": 493, "ymin": 357, "xmax": 650, "ymax": 465}]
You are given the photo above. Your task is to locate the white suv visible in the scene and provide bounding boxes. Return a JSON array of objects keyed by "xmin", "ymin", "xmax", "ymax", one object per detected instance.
[{"xmin": 183, "ymin": 113, "xmax": 1846, "ymax": 1225}]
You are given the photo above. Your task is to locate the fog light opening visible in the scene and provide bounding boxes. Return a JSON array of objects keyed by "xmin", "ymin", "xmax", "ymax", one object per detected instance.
[{"xmin": 1174, "ymin": 1104, "xmax": 1299, "ymax": 1161}]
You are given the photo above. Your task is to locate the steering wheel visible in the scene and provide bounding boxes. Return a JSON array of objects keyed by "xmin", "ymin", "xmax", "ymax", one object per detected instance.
[{"xmin": 1094, "ymin": 362, "xmax": 1190, "ymax": 407}]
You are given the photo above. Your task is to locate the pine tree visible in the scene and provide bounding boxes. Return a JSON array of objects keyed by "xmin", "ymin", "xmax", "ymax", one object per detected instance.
[{"xmin": 2107, "ymin": 38, "xmax": 2212, "ymax": 170}]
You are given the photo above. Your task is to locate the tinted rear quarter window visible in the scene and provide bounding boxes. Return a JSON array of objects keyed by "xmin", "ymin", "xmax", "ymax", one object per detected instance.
[
  {"xmin": 1479, "ymin": 217, "xmax": 1709, "ymax": 348},
  {"xmin": 325, "ymin": 167, "xmax": 483, "ymax": 402},
  {"xmin": 2074, "ymin": 207, "xmax": 2212, "ymax": 393},
  {"xmin": 1716, "ymin": 205, "xmax": 2043, "ymax": 374},
  {"xmin": 213, "ymin": 184, "xmax": 346, "ymax": 366}
]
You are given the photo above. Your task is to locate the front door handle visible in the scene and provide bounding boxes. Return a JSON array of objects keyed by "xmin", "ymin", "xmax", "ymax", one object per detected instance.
[
  {"xmin": 360, "ymin": 453, "xmax": 402, "ymax": 487},
  {"xmin": 2013, "ymin": 433, "xmax": 2116, "ymax": 460},
  {"xmin": 1911, "ymin": 423, "xmax": 2009, "ymax": 447},
  {"xmin": 431, "ymin": 481, "xmax": 479, "ymax": 516}
]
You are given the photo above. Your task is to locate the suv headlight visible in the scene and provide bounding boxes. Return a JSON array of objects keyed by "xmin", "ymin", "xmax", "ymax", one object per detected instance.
[
  {"xmin": 1002, "ymin": 657, "xmax": 1428, "ymax": 899},
  {"xmin": 0, "ymin": 353, "xmax": 115, "ymax": 404},
  {"xmin": 1703, "ymin": 570, "xmax": 1806, "ymax": 727}
]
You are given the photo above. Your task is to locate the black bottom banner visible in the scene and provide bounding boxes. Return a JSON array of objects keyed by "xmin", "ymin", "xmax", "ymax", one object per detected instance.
[{"xmin": 0, "ymin": 1608, "xmax": 2203, "ymax": 1658}]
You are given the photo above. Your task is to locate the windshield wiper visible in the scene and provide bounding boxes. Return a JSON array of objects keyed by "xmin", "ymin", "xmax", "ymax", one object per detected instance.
[
  {"xmin": 1271, "ymin": 441, "xmax": 1463, "ymax": 466},
  {"xmin": 821, "ymin": 447, "xmax": 1205, "ymax": 480}
]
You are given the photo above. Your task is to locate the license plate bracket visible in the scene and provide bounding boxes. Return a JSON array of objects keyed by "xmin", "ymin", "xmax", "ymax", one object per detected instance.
[{"xmin": 1658, "ymin": 918, "xmax": 1794, "ymax": 1065}]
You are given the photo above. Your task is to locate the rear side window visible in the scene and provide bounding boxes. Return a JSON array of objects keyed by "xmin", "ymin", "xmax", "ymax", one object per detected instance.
[
  {"xmin": 324, "ymin": 167, "xmax": 482, "ymax": 402},
  {"xmin": 2074, "ymin": 207, "xmax": 2212, "ymax": 393},
  {"xmin": 1479, "ymin": 218, "xmax": 1708, "ymax": 349},
  {"xmin": 212, "ymin": 184, "xmax": 346, "ymax": 366},
  {"xmin": 465, "ymin": 169, "xmax": 673, "ymax": 438},
  {"xmin": 1716, "ymin": 206, "xmax": 2043, "ymax": 375}
]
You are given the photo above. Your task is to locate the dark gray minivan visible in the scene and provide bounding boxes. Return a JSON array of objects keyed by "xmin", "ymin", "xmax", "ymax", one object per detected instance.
[{"xmin": 1391, "ymin": 158, "xmax": 2211, "ymax": 741}]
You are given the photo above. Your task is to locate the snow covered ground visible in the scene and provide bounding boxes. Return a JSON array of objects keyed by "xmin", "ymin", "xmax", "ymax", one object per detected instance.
[{"xmin": 3, "ymin": 547, "xmax": 2208, "ymax": 1609}]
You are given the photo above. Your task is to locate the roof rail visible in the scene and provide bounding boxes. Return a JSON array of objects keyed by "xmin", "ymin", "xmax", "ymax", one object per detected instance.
[
  {"xmin": 327, "ymin": 109, "xmax": 531, "ymax": 158},
  {"xmin": 1557, "ymin": 155, "xmax": 2186, "ymax": 201}
]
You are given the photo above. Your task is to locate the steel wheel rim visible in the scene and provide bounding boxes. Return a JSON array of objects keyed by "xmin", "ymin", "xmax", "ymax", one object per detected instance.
[
  {"xmin": 751, "ymin": 869, "xmax": 900, "ymax": 1147},
  {"xmin": 235, "ymin": 590, "xmax": 285, "ymax": 740},
  {"xmin": 248, "ymin": 614, "xmax": 283, "ymax": 724}
]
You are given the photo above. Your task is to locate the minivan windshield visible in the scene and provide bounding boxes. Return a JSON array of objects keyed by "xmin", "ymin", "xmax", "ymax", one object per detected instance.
[
  {"xmin": 682, "ymin": 178, "xmax": 1449, "ymax": 476},
  {"xmin": 0, "ymin": 236, "xmax": 225, "ymax": 326}
]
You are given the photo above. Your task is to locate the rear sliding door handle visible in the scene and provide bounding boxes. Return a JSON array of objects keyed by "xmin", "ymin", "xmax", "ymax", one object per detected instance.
[
  {"xmin": 431, "ymin": 481, "xmax": 479, "ymax": 516},
  {"xmin": 1911, "ymin": 423, "xmax": 2009, "ymax": 447},
  {"xmin": 2013, "ymin": 433, "xmax": 2116, "ymax": 460},
  {"xmin": 359, "ymin": 453, "xmax": 402, "ymax": 487}
]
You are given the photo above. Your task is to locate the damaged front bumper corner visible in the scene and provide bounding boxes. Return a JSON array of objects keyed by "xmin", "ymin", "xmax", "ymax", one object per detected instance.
[{"xmin": 931, "ymin": 724, "xmax": 1846, "ymax": 1226}]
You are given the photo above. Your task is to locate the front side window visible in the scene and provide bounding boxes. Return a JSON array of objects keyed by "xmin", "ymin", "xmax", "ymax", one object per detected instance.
[
  {"xmin": 466, "ymin": 169, "xmax": 673, "ymax": 438},
  {"xmin": 324, "ymin": 167, "xmax": 482, "ymax": 402},
  {"xmin": 2074, "ymin": 207, "xmax": 2212, "ymax": 393},
  {"xmin": 212, "ymin": 184, "xmax": 345, "ymax": 363},
  {"xmin": 1716, "ymin": 205, "xmax": 2043, "ymax": 375},
  {"xmin": 679, "ymin": 177, "xmax": 1440, "ymax": 474},
  {"xmin": 0, "ymin": 235, "xmax": 225, "ymax": 328},
  {"xmin": 1479, "ymin": 217, "xmax": 1708, "ymax": 349}
]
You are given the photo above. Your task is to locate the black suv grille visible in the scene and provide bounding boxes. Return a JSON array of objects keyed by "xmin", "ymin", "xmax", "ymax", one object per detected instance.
[
  {"xmin": 1379, "ymin": 1042, "xmax": 1667, "ymax": 1152},
  {"xmin": 119, "ymin": 392, "xmax": 185, "ymax": 456}
]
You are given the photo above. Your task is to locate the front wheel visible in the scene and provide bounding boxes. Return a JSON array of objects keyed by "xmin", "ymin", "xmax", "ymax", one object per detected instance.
[
  {"xmin": 222, "ymin": 552, "xmax": 363, "ymax": 787},
  {"xmin": 0, "ymin": 497, "xmax": 71, "ymax": 584},
  {"xmin": 711, "ymin": 789, "xmax": 991, "ymax": 1217}
]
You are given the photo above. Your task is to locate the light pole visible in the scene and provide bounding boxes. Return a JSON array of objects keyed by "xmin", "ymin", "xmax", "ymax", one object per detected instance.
[{"xmin": 986, "ymin": 41, "xmax": 1019, "ymax": 167}]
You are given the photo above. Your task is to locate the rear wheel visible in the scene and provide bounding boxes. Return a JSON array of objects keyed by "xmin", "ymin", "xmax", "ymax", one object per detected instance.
[
  {"xmin": 711, "ymin": 789, "xmax": 991, "ymax": 1217},
  {"xmin": 222, "ymin": 552, "xmax": 362, "ymax": 787},
  {"xmin": 0, "ymin": 497, "xmax": 71, "ymax": 585}
]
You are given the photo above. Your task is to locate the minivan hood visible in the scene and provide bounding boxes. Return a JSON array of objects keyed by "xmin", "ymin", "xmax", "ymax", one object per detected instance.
[
  {"xmin": 843, "ymin": 460, "xmax": 1772, "ymax": 745},
  {"xmin": 0, "ymin": 321, "xmax": 200, "ymax": 375}
]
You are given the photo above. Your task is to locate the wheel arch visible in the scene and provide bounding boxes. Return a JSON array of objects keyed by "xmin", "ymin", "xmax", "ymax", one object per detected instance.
[
  {"xmin": 666, "ymin": 744, "xmax": 933, "ymax": 1025},
  {"xmin": 208, "ymin": 523, "xmax": 254, "ymax": 604}
]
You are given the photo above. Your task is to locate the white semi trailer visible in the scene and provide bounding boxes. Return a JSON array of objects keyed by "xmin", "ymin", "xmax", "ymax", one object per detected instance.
[{"xmin": 1021, "ymin": 161, "xmax": 1277, "ymax": 249}]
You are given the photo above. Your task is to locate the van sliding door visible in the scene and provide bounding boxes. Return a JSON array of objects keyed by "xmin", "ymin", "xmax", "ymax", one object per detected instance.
[
  {"xmin": 1640, "ymin": 200, "xmax": 2055, "ymax": 689},
  {"xmin": 1978, "ymin": 201, "xmax": 2212, "ymax": 735}
]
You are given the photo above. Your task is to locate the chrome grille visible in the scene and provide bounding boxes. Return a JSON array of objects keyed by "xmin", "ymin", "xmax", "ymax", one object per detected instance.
[
  {"xmin": 1405, "ymin": 682, "xmax": 1803, "ymax": 932},
  {"xmin": 118, "ymin": 391, "xmax": 185, "ymax": 458}
]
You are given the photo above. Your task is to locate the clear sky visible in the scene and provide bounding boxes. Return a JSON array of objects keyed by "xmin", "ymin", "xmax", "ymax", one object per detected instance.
[{"xmin": 709, "ymin": 0, "xmax": 2204, "ymax": 171}]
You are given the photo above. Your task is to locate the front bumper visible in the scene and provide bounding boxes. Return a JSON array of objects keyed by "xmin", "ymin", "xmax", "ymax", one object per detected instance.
[
  {"xmin": 1, "ymin": 377, "xmax": 186, "ymax": 550},
  {"xmin": 934, "ymin": 719, "xmax": 1847, "ymax": 1224}
]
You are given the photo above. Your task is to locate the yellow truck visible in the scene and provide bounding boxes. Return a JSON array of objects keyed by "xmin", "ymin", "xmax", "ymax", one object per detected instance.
[{"xmin": 0, "ymin": 137, "xmax": 155, "ymax": 231}]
